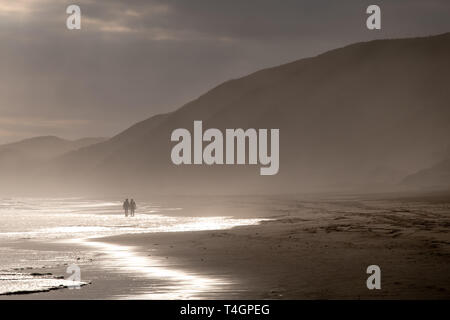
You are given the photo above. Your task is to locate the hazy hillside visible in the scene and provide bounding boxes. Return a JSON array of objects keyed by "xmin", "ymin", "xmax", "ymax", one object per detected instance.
[
  {"xmin": 0, "ymin": 136, "xmax": 106, "ymax": 160},
  {"xmin": 0, "ymin": 136, "xmax": 105, "ymax": 192},
  {"xmin": 4, "ymin": 33, "xmax": 450, "ymax": 195},
  {"xmin": 402, "ymin": 158, "xmax": 450, "ymax": 190}
]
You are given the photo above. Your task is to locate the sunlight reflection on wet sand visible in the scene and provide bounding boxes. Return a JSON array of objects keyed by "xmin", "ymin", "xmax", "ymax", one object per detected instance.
[
  {"xmin": 76, "ymin": 239, "xmax": 234, "ymax": 299},
  {"xmin": 0, "ymin": 197, "xmax": 268, "ymax": 297}
]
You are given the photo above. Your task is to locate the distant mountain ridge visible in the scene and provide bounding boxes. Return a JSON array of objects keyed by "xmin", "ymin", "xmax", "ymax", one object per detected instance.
[
  {"xmin": 2, "ymin": 33, "xmax": 450, "ymax": 195},
  {"xmin": 0, "ymin": 136, "xmax": 106, "ymax": 193},
  {"xmin": 0, "ymin": 136, "xmax": 106, "ymax": 160},
  {"xmin": 402, "ymin": 158, "xmax": 450, "ymax": 190}
]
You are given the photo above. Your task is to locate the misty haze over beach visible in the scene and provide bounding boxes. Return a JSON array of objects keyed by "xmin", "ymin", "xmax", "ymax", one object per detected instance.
[
  {"xmin": 0, "ymin": 33, "xmax": 449, "ymax": 196},
  {"xmin": 0, "ymin": 0, "xmax": 449, "ymax": 300},
  {"xmin": 0, "ymin": 33, "xmax": 449, "ymax": 300}
]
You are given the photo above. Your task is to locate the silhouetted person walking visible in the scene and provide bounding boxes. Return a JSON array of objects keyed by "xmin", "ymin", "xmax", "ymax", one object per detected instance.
[
  {"xmin": 123, "ymin": 199, "xmax": 130, "ymax": 217},
  {"xmin": 130, "ymin": 199, "xmax": 136, "ymax": 217}
]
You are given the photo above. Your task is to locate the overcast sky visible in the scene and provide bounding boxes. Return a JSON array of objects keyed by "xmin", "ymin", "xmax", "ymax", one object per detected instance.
[{"xmin": 0, "ymin": 0, "xmax": 449, "ymax": 143}]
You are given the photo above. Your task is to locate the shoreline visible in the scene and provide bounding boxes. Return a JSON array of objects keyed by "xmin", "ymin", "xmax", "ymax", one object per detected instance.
[
  {"xmin": 94, "ymin": 217, "xmax": 449, "ymax": 299},
  {"xmin": 2, "ymin": 195, "xmax": 450, "ymax": 299}
]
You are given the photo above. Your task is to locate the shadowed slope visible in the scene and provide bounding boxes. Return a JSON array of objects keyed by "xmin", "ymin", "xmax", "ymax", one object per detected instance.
[{"xmin": 5, "ymin": 33, "xmax": 450, "ymax": 195}]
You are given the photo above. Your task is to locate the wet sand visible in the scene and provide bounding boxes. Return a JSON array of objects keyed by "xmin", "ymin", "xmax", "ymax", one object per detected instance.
[{"xmin": 2, "ymin": 194, "xmax": 450, "ymax": 299}]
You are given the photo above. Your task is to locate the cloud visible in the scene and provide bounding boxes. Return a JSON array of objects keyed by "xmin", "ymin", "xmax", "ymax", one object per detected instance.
[
  {"xmin": 0, "ymin": 0, "xmax": 449, "ymax": 144},
  {"xmin": 0, "ymin": 0, "xmax": 39, "ymax": 15}
]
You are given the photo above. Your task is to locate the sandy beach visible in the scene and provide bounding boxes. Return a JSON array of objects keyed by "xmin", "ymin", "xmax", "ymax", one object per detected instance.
[
  {"xmin": 2, "ymin": 193, "xmax": 449, "ymax": 300},
  {"xmin": 1, "ymin": 0, "xmax": 449, "ymax": 306}
]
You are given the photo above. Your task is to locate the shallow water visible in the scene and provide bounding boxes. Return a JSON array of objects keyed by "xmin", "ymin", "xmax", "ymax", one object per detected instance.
[
  {"xmin": 0, "ymin": 272, "xmax": 87, "ymax": 295},
  {"xmin": 0, "ymin": 197, "xmax": 266, "ymax": 297}
]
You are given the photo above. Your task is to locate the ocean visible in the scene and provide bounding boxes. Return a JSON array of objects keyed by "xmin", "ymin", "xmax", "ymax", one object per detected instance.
[{"xmin": 0, "ymin": 197, "xmax": 266, "ymax": 297}]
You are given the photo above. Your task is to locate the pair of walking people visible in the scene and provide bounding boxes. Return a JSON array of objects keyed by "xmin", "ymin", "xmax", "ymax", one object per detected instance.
[{"xmin": 123, "ymin": 198, "xmax": 136, "ymax": 217}]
